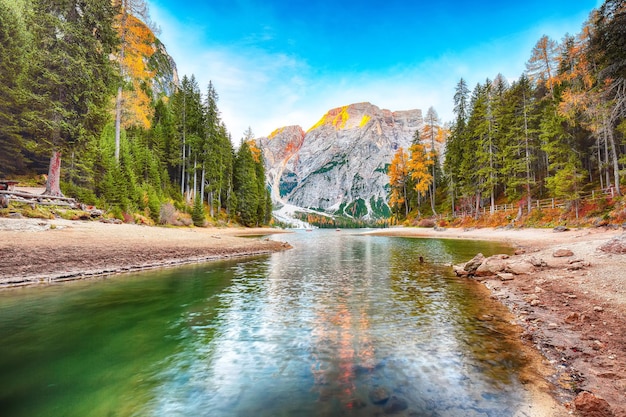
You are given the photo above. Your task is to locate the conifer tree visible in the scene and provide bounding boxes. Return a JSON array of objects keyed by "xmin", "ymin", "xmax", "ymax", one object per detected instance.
[
  {"xmin": 172, "ymin": 75, "xmax": 204, "ymax": 199},
  {"xmin": 500, "ymin": 75, "xmax": 538, "ymax": 216},
  {"xmin": 423, "ymin": 107, "xmax": 441, "ymax": 214},
  {"xmin": 233, "ymin": 140, "xmax": 259, "ymax": 227},
  {"xmin": 0, "ymin": 0, "xmax": 29, "ymax": 176},
  {"xmin": 192, "ymin": 194, "xmax": 205, "ymax": 226},
  {"xmin": 526, "ymin": 35, "xmax": 560, "ymax": 98},
  {"xmin": 25, "ymin": 0, "xmax": 118, "ymax": 196},
  {"xmin": 202, "ymin": 81, "xmax": 223, "ymax": 216},
  {"xmin": 444, "ymin": 78, "xmax": 470, "ymax": 213}
]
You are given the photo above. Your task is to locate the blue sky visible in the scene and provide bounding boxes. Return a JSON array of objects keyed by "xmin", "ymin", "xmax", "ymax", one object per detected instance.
[{"xmin": 149, "ymin": 0, "xmax": 602, "ymax": 139}]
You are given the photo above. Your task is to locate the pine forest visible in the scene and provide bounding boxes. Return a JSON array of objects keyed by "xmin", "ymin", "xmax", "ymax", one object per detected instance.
[
  {"xmin": 387, "ymin": 1, "xmax": 626, "ymax": 226},
  {"xmin": 1, "ymin": 0, "xmax": 625, "ymax": 228},
  {"xmin": 0, "ymin": 0, "xmax": 270, "ymax": 227}
]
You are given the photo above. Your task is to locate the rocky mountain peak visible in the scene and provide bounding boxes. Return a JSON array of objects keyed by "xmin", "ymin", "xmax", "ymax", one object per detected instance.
[{"xmin": 258, "ymin": 103, "xmax": 423, "ymax": 222}]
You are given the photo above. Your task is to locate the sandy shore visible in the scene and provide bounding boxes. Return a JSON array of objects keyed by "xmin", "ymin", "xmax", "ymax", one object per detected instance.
[
  {"xmin": 0, "ymin": 217, "xmax": 291, "ymax": 287},
  {"xmin": 368, "ymin": 226, "xmax": 626, "ymax": 417}
]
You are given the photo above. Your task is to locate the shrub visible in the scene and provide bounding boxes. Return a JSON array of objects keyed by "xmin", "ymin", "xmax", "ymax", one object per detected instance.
[
  {"xmin": 159, "ymin": 202, "xmax": 177, "ymax": 225},
  {"xmin": 417, "ymin": 218, "xmax": 436, "ymax": 228},
  {"xmin": 192, "ymin": 197, "xmax": 205, "ymax": 227}
]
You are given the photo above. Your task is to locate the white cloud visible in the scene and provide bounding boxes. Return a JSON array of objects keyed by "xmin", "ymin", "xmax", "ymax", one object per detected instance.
[{"xmin": 150, "ymin": 1, "xmax": 595, "ymax": 139}]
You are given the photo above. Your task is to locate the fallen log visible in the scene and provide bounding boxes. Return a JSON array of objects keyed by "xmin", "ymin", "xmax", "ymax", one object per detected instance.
[
  {"xmin": 0, "ymin": 190, "xmax": 76, "ymax": 202},
  {"xmin": 8, "ymin": 197, "xmax": 75, "ymax": 207}
]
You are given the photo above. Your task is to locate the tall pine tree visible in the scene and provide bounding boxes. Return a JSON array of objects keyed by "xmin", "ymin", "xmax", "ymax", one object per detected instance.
[{"xmin": 25, "ymin": 0, "xmax": 118, "ymax": 196}]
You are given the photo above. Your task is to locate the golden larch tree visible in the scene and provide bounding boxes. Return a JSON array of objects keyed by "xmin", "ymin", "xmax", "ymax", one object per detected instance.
[{"xmin": 388, "ymin": 147, "xmax": 410, "ymax": 217}]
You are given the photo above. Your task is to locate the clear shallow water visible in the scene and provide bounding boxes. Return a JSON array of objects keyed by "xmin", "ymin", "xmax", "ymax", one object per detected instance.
[{"xmin": 0, "ymin": 230, "xmax": 530, "ymax": 417}]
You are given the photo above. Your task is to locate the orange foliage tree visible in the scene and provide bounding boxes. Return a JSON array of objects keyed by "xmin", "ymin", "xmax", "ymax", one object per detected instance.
[
  {"xmin": 112, "ymin": 0, "xmax": 158, "ymax": 162},
  {"xmin": 407, "ymin": 142, "xmax": 434, "ymax": 200},
  {"xmin": 388, "ymin": 147, "xmax": 410, "ymax": 217}
]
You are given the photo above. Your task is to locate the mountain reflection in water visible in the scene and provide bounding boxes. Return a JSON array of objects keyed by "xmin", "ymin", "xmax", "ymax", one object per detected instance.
[{"xmin": 0, "ymin": 229, "xmax": 531, "ymax": 417}]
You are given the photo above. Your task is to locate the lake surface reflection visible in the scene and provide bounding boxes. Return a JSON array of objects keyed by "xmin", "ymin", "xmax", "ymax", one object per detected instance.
[{"xmin": 0, "ymin": 229, "xmax": 531, "ymax": 416}]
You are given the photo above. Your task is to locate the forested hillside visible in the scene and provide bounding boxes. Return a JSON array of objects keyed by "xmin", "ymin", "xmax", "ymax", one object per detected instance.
[
  {"xmin": 388, "ymin": 0, "xmax": 625, "ymax": 225},
  {"xmin": 1, "ymin": 0, "xmax": 623, "ymax": 228},
  {"xmin": 0, "ymin": 0, "xmax": 270, "ymax": 227}
]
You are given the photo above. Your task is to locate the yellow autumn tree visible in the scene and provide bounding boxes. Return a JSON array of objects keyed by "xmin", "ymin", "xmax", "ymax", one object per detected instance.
[
  {"xmin": 388, "ymin": 147, "xmax": 410, "ymax": 217},
  {"xmin": 407, "ymin": 142, "xmax": 434, "ymax": 202},
  {"xmin": 247, "ymin": 140, "xmax": 262, "ymax": 164},
  {"xmin": 526, "ymin": 35, "xmax": 560, "ymax": 97},
  {"xmin": 118, "ymin": 14, "xmax": 155, "ymax": 129},
  {"xmin": 112, "ymin": 0, "xmax": 158, "ymax": 161}
]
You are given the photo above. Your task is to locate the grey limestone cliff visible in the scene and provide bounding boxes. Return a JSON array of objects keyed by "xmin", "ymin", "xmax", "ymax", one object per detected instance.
[{"xmin": 257, "ymin": 102, "xmax": 423, "ymax": 219}]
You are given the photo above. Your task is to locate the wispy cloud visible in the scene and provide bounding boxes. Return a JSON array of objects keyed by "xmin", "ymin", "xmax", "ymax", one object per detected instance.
[{"xmin": 151, "ymin": 1, "xmax": 598, "ymax": 138}]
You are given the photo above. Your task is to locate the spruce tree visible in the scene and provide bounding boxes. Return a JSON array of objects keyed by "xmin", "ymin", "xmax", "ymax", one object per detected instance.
[
  {"xmin": 24, "ymin": 0, "xmax": 118, "ymax": 196},
  {"xmin": 192, "ymin": 194, "xmax": 205, "ymax": 226},
  {"xmin": 444, "ymin": 78, "xmax": 470, "ymax": 214},
  {"xmin": 0, "ymin": 0, "xmax": 29, "ymax": 176},
  {"xmin": 233, "ymin": 141, "xmax": 259, "ymax": 227}
]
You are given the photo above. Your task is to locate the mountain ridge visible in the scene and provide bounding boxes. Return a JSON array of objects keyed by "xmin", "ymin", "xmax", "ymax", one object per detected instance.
[{"xmin": 257, "ymin": 102, "xmax": 423, "ymax": 222}]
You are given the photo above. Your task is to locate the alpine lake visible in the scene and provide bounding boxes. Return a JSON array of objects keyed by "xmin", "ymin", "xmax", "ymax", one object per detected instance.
[{"xmin": 0, "ymin": 229, "xmax": 544, "ymax": 417}]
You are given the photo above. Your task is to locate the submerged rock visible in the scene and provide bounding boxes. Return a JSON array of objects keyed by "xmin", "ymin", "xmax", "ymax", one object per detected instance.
[
  {"xmin": 369, "ymin": 387, "xmax": 390, "ymax": 405},
  {"xmin": 383, "ymin": 395, "xmax": 408, "ymax": 414}
]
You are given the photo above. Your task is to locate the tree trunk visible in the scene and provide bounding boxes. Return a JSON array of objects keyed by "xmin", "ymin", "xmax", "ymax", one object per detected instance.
[
  {"xmin": 200, "ymin": 163, "xmax": 205, "ymax": 205},
  {"xmin": 180, "ymin": 144, "xmax": 185, "ymax": 196},
  {"xmin": 114, "ymin": 85, "xmax": 122, "ymax": 163},
  {"xmin": 474, "ymin": 192, "xmax": 481, "ymax": 219},
  {"xmin": 607, "ymin": 127, "xmax": 621, "ymax": 196},
  {"xmin": 604, "ymin": 125, "xmax": 610, "ymax": 188},
  {"xmin": 523, "ymin": 94, "xmax": 532, "ymax": 213},
  {"xmin": 430, "ymin": 132, "xmax": 437, "ymax": 216},
  {"xmin": 185, "ymin": 146, "xmax": 191, "ymax": 201},
  {"xmin": 403, "ymin": 182, "xmax": 408, "ymax": 218},
  {"xmin": 450, "ymin": 182, "xmax": 455, "ymax": 214},
  {"xmin": 115, "ymin": 6, "xmax": 128, "ymax": 164},
  {"xmin": 193, "ymin": 156, "xmax": 197, "ymax": 201},
  {"xmin": 44, "ymin": 150, "xmax": 63, "ymax": 197},
  {"xmin": 597, "ymin": 136, "xmax": 604, "ymax": 190}
]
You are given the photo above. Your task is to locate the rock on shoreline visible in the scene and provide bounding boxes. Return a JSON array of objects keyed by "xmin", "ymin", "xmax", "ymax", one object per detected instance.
[{"xmin": 453, "ymin": 242, "xmax": 624, "ymax": 417}]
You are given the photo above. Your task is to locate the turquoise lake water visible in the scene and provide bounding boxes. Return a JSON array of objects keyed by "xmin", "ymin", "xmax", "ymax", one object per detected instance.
[{"xmin": 0, "ymin": 230, "xmax": 531, "ymax": 416}]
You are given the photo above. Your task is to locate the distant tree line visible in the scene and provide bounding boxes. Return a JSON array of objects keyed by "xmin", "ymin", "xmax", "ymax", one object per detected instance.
[
  {"xmin": 389, "ymin": 0, "xmax": 625, "ymax": 221},
  {"xmin": 0, "ymin": 0, "xmax": 270, "ymax": 226}
]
